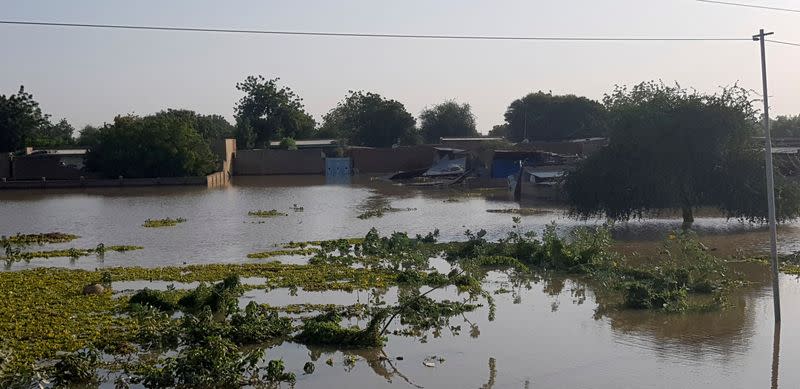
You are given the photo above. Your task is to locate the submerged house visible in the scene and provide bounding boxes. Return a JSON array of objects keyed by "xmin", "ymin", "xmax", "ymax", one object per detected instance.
[{"xmin": 490, "ymin": 150, "xmax": 571, "ymax": 179}]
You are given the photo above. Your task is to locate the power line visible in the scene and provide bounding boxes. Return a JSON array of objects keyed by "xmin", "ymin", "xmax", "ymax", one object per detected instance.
[
  {"xmin": 696, "ymin": 0, "xmax": 800, "ymax": 13},
  {"xmin": 767, "ymin": 39, "xmax": 800, "ymax": 47},
  {"xmin": 0, "ymin": 20, "xmax": 750, "ymax": 42}
]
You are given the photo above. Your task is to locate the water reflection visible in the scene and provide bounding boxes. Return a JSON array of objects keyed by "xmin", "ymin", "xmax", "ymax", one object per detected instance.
[{"xmin": 772, "ymin": 322, "xmax": 780, "ymax": 389}]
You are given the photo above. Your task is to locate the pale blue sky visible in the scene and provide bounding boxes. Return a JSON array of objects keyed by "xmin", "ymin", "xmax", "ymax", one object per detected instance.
[{"xmin": 1, "ymin": 0, "xmax": 799, "ymax": 133}]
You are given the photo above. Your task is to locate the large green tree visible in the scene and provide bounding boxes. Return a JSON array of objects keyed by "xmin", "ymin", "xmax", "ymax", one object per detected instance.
[
  {"xmin": 503, "ymin": 92, "xmax": 607, "ymax": 142},
  {"xmin": 564, "ymin": 81, "xmax": 800, "ymax": 226},
  {"xmin": 419, "ymin": 101, "xmax": 478, "ymax": 143},
  {"xmin": 234, "ymin": 76, "xmax": 315, "ymax": 148},
  {"xmin": 85, "ymin": 113, "xmax": 217, "ymax": 178},
  {"xmin": 319, "ymin": 91, "xmax": 418, "ymax": 147},
  {"xmin": 0, "ymin": 86, "xmax": 74, "ymax": 151}
]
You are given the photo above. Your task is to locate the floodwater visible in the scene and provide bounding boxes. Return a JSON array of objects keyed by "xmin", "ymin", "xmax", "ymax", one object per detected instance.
[{"xmin": 1, "ymin": 176, "xmax": 799, "ymax": 388}]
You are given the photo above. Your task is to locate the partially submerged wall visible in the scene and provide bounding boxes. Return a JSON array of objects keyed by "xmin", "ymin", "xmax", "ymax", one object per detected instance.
[
  {"xmin": 349, "ymin": 146, "xmax": 436, "ymax": 174},
  {"xmin": 12, "ymin": 155, "xmax": 87, "ymax": 180},
  {"xmin": 234, "ymin": 149, "xmax": 325, "ymax": 175}
]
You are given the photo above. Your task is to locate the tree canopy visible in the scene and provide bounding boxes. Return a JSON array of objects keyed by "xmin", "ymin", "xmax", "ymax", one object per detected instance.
[
  {"xmin": 85, "ymin": 112, "xmax": 217, "ymax": 178},
  {"xmin": 319, "ymin": 91, "xmax": 419, "ymax": 147},
  {"xmin": 564, "ymin": 81, "xmax": 800, "ymax": 226},
  {"xmin": 419, "ymin": 101, "xmax": 478, "ymax": 143},
  {"xmin": 770, "ymin": 115, "xmax": 800, "ymax": 138},
  {"xmin": 234, "ymin": 76, "xmax": 315, "ymax": 148},
  {"xmin": 503, "ymin": 92, "xmax": 607, "ymax": 142},
  {"xmin": 0, "ymin": 86, "xmax": 74, "ymax": 151}
]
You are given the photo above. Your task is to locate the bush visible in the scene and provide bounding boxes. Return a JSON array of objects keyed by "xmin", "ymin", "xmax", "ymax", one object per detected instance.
[{"xmin": 278, "ymin": 137, "xmax": 298, "ymax": 150}]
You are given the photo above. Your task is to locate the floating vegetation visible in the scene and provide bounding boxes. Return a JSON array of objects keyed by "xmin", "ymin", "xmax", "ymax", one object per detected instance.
[
  {"xmin": 0, "ymin": 225, "xmax": 755, "ymax": 386},
  {"xmin": 295, "ymin": 311, "xmax": 387, "ymax": 348},
  {"xmin": 283, "ymin": 237, "xmax": 363, "ymax": 249},
  {"xmin": 357, "ymin": 207, "xmax": 417, "ymax": 220},
  {"xmin": 248, "ymin": 209, "xmax": 288, "ymax": 218},
  {"xmin": 3, "ymin": 244, "xmax": 143, "ymax": 262},
  {"xmin": 0, "ymin": 232, "xmax": 79, "ymax": 246},
  {"xmin": 486, "ymin": 208, "xmax": 551, "ymax": 216},
  {"xmin": 246, "ymin": 247, "xmax": 319, "ymax": 259},
  {"xmin": 142, "ymin": 217, "xmax": 186, "ymax": 228}
]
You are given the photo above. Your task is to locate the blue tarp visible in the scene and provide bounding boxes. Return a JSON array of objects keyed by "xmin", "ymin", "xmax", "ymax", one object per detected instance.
[{"xmin": 491, "ymin": 159, "xmax": 522, "ymax": 179}]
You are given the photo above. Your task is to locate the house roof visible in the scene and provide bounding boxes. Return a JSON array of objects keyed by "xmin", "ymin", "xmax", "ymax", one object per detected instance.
[
  {"xmin": 441, "ymin": 137, "xmax": 504, "ymax": 142},
  {"xmin": 268, "ymin": 139, "xmax": 338, "ymax": 147}
]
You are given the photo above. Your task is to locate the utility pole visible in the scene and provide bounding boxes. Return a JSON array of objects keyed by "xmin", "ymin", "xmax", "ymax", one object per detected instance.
[{"xmin": 753, "ymin": 28, "xmax": 781, "ymax": 323}]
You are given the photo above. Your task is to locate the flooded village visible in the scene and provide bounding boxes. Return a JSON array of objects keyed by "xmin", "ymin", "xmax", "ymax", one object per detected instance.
[{"xmin": 3, "ymin": 1, "xmax": 800, "ymax": 388}]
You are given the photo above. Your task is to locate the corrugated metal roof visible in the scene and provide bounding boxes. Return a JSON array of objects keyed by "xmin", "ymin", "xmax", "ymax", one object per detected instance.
[
  {"xmin": 772, "ymin": 147, "xmax": 800, "ymax": 154},
  {"xmin": 269, "ymin": 139, "xmax": 337, "ymax": 147},
  {"xmin": 441, "ymin": 137, "xmax": 504, "ymax": 142}
]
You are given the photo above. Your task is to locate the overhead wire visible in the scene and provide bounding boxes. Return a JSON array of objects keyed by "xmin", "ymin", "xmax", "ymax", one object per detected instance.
[
  {"xmin": 0, "ymin": 20, "xmax": 751, "ymax": 42},
  {"xmin": 696, "ymin": 0, "xmax": 800, "ymax": 13}
]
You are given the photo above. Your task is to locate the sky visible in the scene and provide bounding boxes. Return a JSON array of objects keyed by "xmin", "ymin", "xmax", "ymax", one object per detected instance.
[{"xmin": 1, "ymin": 0, "xmax": 799, "ymax": 134}]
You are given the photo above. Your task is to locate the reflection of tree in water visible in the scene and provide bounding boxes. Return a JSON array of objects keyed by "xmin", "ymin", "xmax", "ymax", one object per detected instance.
[
  {"xmin": 480, "ymin": 357, "xmax": 497, "ymax": 389},
  {"xmin": 305, "ymin": 345, "xmax": 423, "ymax": 388},
  {"xmin": 596, "ymin": 289, "xmax": 757, "ymax": 361}
]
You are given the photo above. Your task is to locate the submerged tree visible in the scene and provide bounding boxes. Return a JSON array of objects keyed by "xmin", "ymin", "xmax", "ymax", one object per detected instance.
[
  {"xmin": 85, "ymin": 113, "xmax": 217, "ymax": 178},
  {"xmin": 564, "ymin": 81, "xmax": 800, "ymax": 227},
  {"xmin": 234, "ymin": 76, "xmax": 315, "ymax": 148},
  {"xmin": 419, "ymin": 100, "xmax": 478, "ymax": 143},
  {"xmin": 503, "ymin": 91, "xmax": 607, "ymax": 142},
  {"xmin": 319, "ymin": 91, "xmax": 419, "ymax": 147}
]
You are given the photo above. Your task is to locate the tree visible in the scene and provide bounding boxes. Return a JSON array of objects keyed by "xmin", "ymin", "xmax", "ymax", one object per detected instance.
[
  {"xmin": 488, "ymin": 123, "xmax": 509, "ymax": 138},
  {"xmin": 564, "ymin": 81, "xmax": 800, "ymax": 227},
  {"xmin": 76, "ymin": 125, "xmax": 104, "ymax": 147},
  {"xmin": 234, "ymin": 76, "xmax": 315, "ymax": 148},
  {"xmin": 319, "ymin": 91, "xmax": 419, "ymax": 147},
  {"xmin": 0, "ymin": 86, "xmax": 74, "ymax": 151},
  {"xmin": 85, "ymin": 113, "xmax": 217, "ymax": 178},
  {"xmin": 27, "ymin": 118, "xmax": 75, "ymax": 148},
  {"xmin": 771, "ymin": 115, "xmax": 800, "ymax": 138},
  {"xmin": 503, "ymin": 92, "xmax": 607, "ymax": 142},
  {"xmin": 419, "ymin": 101, "xmax": 478, "ymax": 143},
  {"xmin": 151, "ymin": 109, "xmax": 235, "ymax": 144}
]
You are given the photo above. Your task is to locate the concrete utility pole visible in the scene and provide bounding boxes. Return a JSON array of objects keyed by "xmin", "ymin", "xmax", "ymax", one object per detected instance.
[{"xmin": 753, "ymin": 28, "xmax": 781, "ymax": 323}]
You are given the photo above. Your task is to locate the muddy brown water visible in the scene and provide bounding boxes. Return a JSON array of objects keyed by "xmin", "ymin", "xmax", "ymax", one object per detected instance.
[{"xmin": 1, "ymin": 176, "xmax": 798, "ymax": 388}]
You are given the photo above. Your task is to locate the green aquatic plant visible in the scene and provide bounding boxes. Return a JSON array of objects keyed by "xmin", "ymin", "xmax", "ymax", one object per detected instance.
[
  {"xmin": 3, "ymin": 245, "xmax": 143, "ymax": 262},
  {"xmin": 51, "ymin": 347, "xmax": 101, "ymax": 388},
  {"xmin": 295, "ymin": 310, "xmax": 388, "ymax": 348},
  {"xmin": 229, "ymin": 302, "xmax": 292, "ymax": 345},
  {"xmin": 248, "ymin": 210, "xmax": 288, "ymax": 218},
  {"xmin": 129, "ymin": 288, "xmax": 180, "ymax": 312},
  {"xmin": 177, "ymin": 275, "xmax": 243, "ymax": 315},
  {"xmin": 265, "ymin": 359, "xmax": 296, "ymax": 385},
  {"xmin": 246, "ymin": 247, "xmax": 319, "ymax": 259},
  {"xmin": 486, "ymin": 208, "xmax": 551, "ymax": 216},
  {"xmin": 142, "ymin": 218, "xmax": 187, "ymax": 228},
  {"xmin": 356, "ymin": 207, "xmax": 417, "ymax": 220},
  {"xmin": 0, "ymin": 232, "xmax": 80, "ymax": 246}
]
